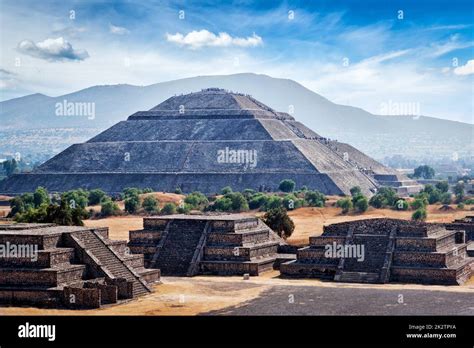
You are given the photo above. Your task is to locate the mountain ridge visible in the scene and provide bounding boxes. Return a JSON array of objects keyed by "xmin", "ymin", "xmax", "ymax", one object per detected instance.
[{"xmin": 1, "ymin": 73, "xmax": 471, "ymax": 159}]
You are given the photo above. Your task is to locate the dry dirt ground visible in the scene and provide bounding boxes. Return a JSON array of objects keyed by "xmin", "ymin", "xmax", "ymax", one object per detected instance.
[
  {"xmin": 1, "ymin": 272, "xmax": 473, "ymax": 316},
  {"xmin": 83, "ymin": 196, "xmax": 473, "ymax": 246}
]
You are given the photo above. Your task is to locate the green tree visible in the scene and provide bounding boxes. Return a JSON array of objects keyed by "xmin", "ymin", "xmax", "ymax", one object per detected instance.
[
  {"xmin": 263, "ymin": 195, "xmax": 284, "ymax": 211},
  {"xmin": 262, "ymin": 207, "xmax": 295, "ymax": 239},
  {"xmin": 88, "ymin": 189, "xmax": 107, "ymax": 205},
  {"xmin": 435, "ymin": 181, "xmax": 449, "ymax": 193},
  {"xmin": 354, "ymin": 196, "xmax": 369, "ymax": 213},
  {"xmin": 62, "ymin": 189, "xmax": 89, "ymax": 209},
  {"xmin": 226, "ymin": 192, "xmax": 249, "ymax": 212},
  {"xmin": 248, "ymin": 193, "xmax": 267, "ymax": 210},
  {"xmin": 123, "ymin": 187, "xmax": 142, "ymax": 199},
  {"xmin": 336, "ymin": 198, "xmax": 353, "ymax": 214},
  {"xmin": 369, "ymin": 194, "xmax": 385, "ymax": 209},
  {"xmin": 410, "ymin": 197, "xmax": 427, "ymax": 210},
  {"xmin": 279, "ymin": 179, "xmax": 296, "ymax": 193},
  {"xmin": 174, "ymin": 187, "xmax": 183, "ymax": 194},
  {"xmin": 304, "ymin": 190, "xmax": 326, "ymax": 207},
  {"xmin": 161, "ymin": 203, "xmax": 177, "ymax": 215},
  {"xmin": 283, "ymin": 194, "xmax": 303, "ymax": 210},
  {"xmin": 100, "ymin": 199, "xmax": 120, "ymax": 217},
  {"xmin": 412, "ymin": 208, "xmax": 427, "ymax": 221},
  {"xmin": 394, "ymin": 199, "xmax": 409, "ymax": 211},
  {"xmin": 124, "ymin": 195, "xmax": 140, "ymax": 214},
  {"xmin": 413, "ymin": 165, "xmax": 435, "ymax": 179},
  {"xmin": 453, "ymin": 182, "xmax": 465, "ymax": 203},
  {"xmin": 177, "ymin": 203, "xmax": 191, "ymax": 214},
  {"xmin": 350, "ymin": 186, "xmax": 362, "ymax": 197},
  {"xmin": 220, "ymin": 186, "xmax": 233, "ymax": 195},
  {"xmin": 142, "ymin": 196, "xmax": 159, "ymax": 214},
  {"xmin": 213, "ymin": 197, "xmax": 233, "ymax": 211},
  {"xmin": 184, "ymin": 191, "xmax": 209, "ymax": 210},
  {"xmin": 33, "ymin": 187, "xmax": 50, "ymax": 207},
  {"xmin": 440, "ymin": 192, "xmax": 452, "ymax": 205}
]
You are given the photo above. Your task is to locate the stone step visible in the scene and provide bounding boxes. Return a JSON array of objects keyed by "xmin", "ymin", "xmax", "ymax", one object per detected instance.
[
  {"xmin": 0, "ymin": 248, "xmax": 75, "ymax": 268},
  {"xmin": 336, "ymin": 271, "xmax": 380, "ymax": 283},
  {"xmin": 0, "ymin": 264, "xmax": 86, "ymax": 287}
]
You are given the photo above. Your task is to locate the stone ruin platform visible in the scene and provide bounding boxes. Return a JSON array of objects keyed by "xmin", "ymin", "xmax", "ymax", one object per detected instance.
[
  {"xmin": 0, "ymin": 223, "xmax": 160, "ymax": 309},
  {"xmin": 280, "ymin": 218, "xmax": 473, "ymax": 285},
  {"xmin": 447, "ymin": 215, "xmax": 474, "ymax": 241},
  {"xmin": 128, "ymin": 214, "xmax": 294, "ymax": 276}
]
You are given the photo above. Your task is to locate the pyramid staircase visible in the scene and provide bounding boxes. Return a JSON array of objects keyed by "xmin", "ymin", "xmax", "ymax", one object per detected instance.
[
  {"xmin": 281, "ymin": 218, "xmax": 473, "ymax": 285},
  {"xmin": 69, "ymin": 230, "xmax": 150, "ymax": 297},
  {"xmin": 0, "ymin": 224, "xmax": 159, "ymax": 309},
  {"xmin": 128, "ymin": 215, "xmax": 294, "ymax": 276}
]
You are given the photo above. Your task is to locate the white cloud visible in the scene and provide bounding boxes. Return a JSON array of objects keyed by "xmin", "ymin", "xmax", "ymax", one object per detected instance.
[
  {"xmin": 166, "ymin": 30, "xmax": 263, "ymax": 49},
  {"xmin": 109, "ymin": 24, "xmax": 130, "ymax": 35},
  {"xmin": 454, "ymin": 59, "xmax": 474, "ymax": 75},
  {"xmin": 17, "ymin": 37, "xmax": 89, "ymax": 61}
]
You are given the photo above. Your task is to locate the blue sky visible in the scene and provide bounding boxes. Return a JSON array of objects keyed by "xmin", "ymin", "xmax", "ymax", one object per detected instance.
[{"xmin": 0, "ymin": 0, "xmax": 473, "ymax": 122}]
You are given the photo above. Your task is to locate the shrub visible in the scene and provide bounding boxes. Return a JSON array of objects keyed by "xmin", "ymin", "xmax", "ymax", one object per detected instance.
[
  {"xmin": 413, "ymin": 165, "xmax": 435, "ymax": 179},
  {"xmin": 336, "ymin": 198, "xmax": 353, "ymax": 214},
  {"xmin": 242, "ymin": 189, "xmax": 256, "ymax": 200},
  {"xmin": 142, "ymin": 188, "xmax": 153, "ymax": 193},
  {"xmin": 174, "ymin": 187, "xmax": 183, "ymax": 194},
  {"xmin": 184, "ymin": 191, "xmax": 209, "ymax": 210},
  {"xmin": 177, "ymin": 203, "xmax": 191, "ymax": 214},
  {"xmin": 220, "ymin": 186, "xmax": 233, "ymax": 195},
  {"xmin": 62, "ymin": 189, "xmax": 89, "ymax": 209},
  {"xmin": 101, "ymin": 199, "xmax": 120, "ymax": 217},
  {"xmin": 412, "ymin": 208, "xmax": 427, "ymax": 221},
  {"xmin": 262, "ymin": 207, "xmax": 295, "ymax": 239},
  {"xmin": 88, "ymin": 189, "xmax": 107, "ymax": 205},
  {"xmin": 142, "ymin": 196, "xmax": 159, "ymax": 214},
  {"xmin": 304, "ymin": 190, "xmax": 326, "ymax": 207},
  {"xmin": 350, "ymin": 186, "xmax": 362, "ymax": 197},
  {"xmin": 369, "ymin": 194, "xmax": 385, "ymax": 209},
  {"xmin": 453, "ymin": 182, "xmax": 465, "ymax": 203},
  {"xmin": 457, "ymin": 203, "xmax": 465, "ymax": 210},
  {"xmin": 354, "ymin": 196, "xmax": 369, "ymax": 213},
  {"xmin": 435, "ymin": 181, "xmax": 449, "ymax": 193},
  {"xmin": 124, "ymin": 195, "xmax": 140, "ymax": 214},
  {"xmin": 33, "ymin": 187, "xmax": 50, "ymax": 207},
  {"xmin": 440, "ymin": 192, "xmax": 452, "ymax": 205},
  {"xmin": 410, "ymin": 197, "xmax": 427, "ymax": 210},
  {"xmin": 161, "ymin": 203, "xmax": 177, "ymax": 215},
  {"xmin": 213, "ymin": 197, "xmax": 233, "ymax": 211},
  {"xmin": 227, "ymin": 192, "xmax": 249, "ymax": 212},
  {"xmin": 464, "ymin": 198, "xmax": 474, "ymax": 205},
  {"xmin": 282, "ymin": 194, "xmax": 303, "ymax": 210},
  {"xmin": 394, "ymin": 199, "xmax": 409, "ymax": 211},
  {"xmin": 15, "ymin": 200, "xmax": 87, "ymax": 226},
  {"xmin": 263, "ymin": 195, "xmax": 284, "ymax": 211},
  {"xmin": 279, "ymin": 179, "xmax": 296, "ymax": 193},
  {"xmin": 369, "ymin": 187, "xmax": 399, "ymax": 209},
  {"xmin": 123, "ymin": 187, "xmax": 142, "ymax": 199},
  {"xmin": 248, "ymin": 193, "xmax": 267, "ymax": 210}
]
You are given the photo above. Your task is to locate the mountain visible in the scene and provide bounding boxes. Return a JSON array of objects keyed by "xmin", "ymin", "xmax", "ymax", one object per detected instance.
[{"xmin": 1, "ymin": 73, "xmax": 472, "ymax": 160}]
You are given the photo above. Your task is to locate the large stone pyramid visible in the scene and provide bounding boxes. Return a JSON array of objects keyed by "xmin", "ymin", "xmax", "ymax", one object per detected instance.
[{"xmin": 0, "ymin": 88, "xmax": 420, "ymax": 195}]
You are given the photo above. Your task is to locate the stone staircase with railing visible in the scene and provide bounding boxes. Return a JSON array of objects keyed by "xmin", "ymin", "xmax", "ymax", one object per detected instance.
[
  {"xmin": 69, "ymin": 230, "xmax": 151, "ymax": 297},
  {"xmin": 0, "ymin": 223, "xmax": 159, "ymax": 309},
  {"xmin": 128, "ymin": 215, "xmax": 293, "ymax": 276}
]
